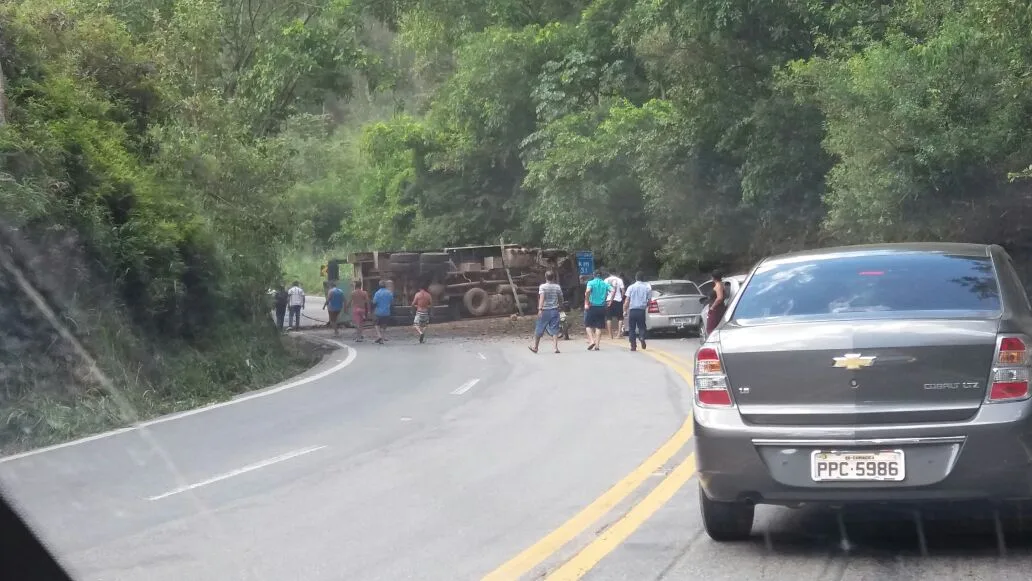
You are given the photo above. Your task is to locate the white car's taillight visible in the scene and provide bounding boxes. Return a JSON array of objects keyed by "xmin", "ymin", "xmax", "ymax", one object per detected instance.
[
  {"xmin": 988, "ymin": 335, "xmax": 1031, "ymax": 402},
  {"xmin": 647, "ymin": 300, "xmax": 660, "ymax": 314},
  {"xmin": 694, "ymin": 346, "xmax": 734, "ymax": 407}
]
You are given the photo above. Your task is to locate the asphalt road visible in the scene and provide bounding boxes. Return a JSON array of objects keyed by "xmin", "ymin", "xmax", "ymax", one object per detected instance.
[{"xmin": 2, "ymin": 332, "xmax": 1032, "ymax": 580}]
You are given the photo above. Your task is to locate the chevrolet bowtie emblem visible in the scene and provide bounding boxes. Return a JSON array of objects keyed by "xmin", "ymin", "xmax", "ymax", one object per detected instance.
[{"xmin": 832, "ymin": 353, "xmax": 876, "ymax": 370}]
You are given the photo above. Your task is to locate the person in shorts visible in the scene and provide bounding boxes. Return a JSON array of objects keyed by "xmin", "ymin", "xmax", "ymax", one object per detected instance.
[
  {"xmin": 323, "ymin": 280, "xmax": 345, "ymax": 337},
  {"xmin": 604, "ymin": 271, "xmax": 625, "ymax": 339},
  {"xmin": 528, "ymin": 270, "xmax": 563, "ymax": 354},
  {"xmin": 372, "ymin": 279, "xmax": 394, "ymax": 344},
  {"xmin": 412, "ymin": 282, "xmax": 433, "ymax": 344},
  {"xmin": 349, "ymin": 281, "xmax": 370, "ymax": 342},
  {"xmin": 583, "ymin": 269, "xmax": 611, "ymax": 351}
]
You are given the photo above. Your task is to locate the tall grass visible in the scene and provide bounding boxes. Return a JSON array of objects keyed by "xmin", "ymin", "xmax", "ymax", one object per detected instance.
[
  {"xmin": 279, "ymin": 246, "xmax": 353, "ymax": 295},
  {"xmin": 0, "ymin": 321, "xmax": 323, "ymax": 454}
]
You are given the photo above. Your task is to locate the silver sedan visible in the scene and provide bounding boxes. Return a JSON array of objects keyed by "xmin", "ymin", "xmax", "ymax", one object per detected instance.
[
  {"xmin": 694, "ymin": 242, "xmax": 1032, "ymax": 541},
  {"xmin": 643, "ymin": 280, "xmax": 705, "ymax": 334}
]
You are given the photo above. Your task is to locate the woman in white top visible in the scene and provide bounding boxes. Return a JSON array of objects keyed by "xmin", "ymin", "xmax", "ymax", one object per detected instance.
[{"xmin": 604, "ymin": 272, "xmax": 625, "ymax": 339}]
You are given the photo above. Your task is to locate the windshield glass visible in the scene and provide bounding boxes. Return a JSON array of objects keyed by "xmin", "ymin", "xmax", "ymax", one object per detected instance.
[
  {"xmin": 652, "ymin": 282, "xmax": 700, "ymax": 296},
  {"xmin": 732, "ymin": 252, "xmax": 1001, "ymax": 323}
]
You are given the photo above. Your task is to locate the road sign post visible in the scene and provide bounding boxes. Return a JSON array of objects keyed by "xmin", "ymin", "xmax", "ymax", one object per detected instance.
[{"xmin": 575, "ymin": 251, "xmax": 595, "ymax": 277}]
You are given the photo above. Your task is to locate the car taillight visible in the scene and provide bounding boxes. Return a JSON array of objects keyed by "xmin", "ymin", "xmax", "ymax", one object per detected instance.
[
  {"xmin": 989, "ymin": 335, "xmax": 1031, "ymax": 402},
  {"xmin": 694, "ymin": 347, "xmax": 734, "ymax": 407},
  {"xmin": 647, "ymin": 300, "xmax": 660, "ymax": 314}
]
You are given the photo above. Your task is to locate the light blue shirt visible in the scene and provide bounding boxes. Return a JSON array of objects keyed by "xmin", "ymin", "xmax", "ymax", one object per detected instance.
[
  {"xmin": 326, "ymin": 287, "xmax": 345, "ymax": 311},
  {"xmin": 625, "ymin": 281, "xmax": 652, "ymax": 310},
  {"xmin": 372, "ymin": 288, "xmax": 394, "ymax": 317},
  {"xmin": 586, "ymin": 277, "xmax": 610, "ymax": 307}
]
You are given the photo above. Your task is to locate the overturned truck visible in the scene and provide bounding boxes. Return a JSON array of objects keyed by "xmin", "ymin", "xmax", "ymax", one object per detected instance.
[{"xmin": 330, "ymin": 245, "xmax": 582, "ymax": 325}]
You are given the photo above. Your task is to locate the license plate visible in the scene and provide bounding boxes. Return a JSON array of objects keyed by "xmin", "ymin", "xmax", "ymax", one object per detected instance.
[
  {"xmin": 671, "ymin": 316, "xmax": 694, "ymax": 326},
  {"xmin": 810, "ymin": 449, "xmax": 905, "ymax": 482}
]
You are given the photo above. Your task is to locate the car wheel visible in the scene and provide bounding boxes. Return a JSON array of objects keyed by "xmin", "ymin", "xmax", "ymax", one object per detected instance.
[{"xmin": 699, "ymin": 485, "xmax": 754, "ymax": 541}]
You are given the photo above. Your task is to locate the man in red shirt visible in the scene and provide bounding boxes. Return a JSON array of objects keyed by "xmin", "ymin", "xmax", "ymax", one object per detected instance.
[{"xmin": 412, "ymin": 283, "xmax": 433, "ymax": 344}]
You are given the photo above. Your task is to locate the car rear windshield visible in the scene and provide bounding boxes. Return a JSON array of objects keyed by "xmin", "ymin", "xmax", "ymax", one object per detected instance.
[
  {"xmin": 732, "ymin": 252, "xmax": 1002, "ymax": 323},
  {"xmin": 652, "ymin": 282, "xmax": 700, "ymax": 296}
]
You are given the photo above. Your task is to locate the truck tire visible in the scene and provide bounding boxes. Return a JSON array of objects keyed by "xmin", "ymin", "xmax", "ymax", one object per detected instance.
[
  {"xmin": 497, "ymin": 284, "xmax": 515, "ymax": 295},
  {"xmin": 389, "ymin": 252, "xmax": 419, "ymax": 264},
  {"xmin": 489, "ymin": 294, "xmax": 508, "ymax": 314},
  {"xmin": 464, "ymin": 287, "xmax": 490, "ymax": 317},
  {"xmin": 388, "ymin": 261, "xmax": 417, "ymax": 273},
  {"xmin": 420, "ymin": 262, "xmax": 449, "ymax": 276},
  {"xmin": 431, "ymin": 304, "xmax": 452, "ymax": 322},
  {"xmin": 419, "ymin": 252, "xmax": 451, "ymax": 264}
]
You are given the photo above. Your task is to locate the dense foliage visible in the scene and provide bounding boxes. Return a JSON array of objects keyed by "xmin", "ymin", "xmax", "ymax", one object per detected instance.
[
  {"xmin": 5, "ymin": 0, "xmax": 1032, "ymax": 446},
  {"xmin": 344, "ymin": 0, "xmax": 1032, "ymax": 276}
]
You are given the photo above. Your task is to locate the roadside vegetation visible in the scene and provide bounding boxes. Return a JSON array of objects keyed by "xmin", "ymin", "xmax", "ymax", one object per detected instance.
[{"xmin": 3, "ymin": 0, "xmax": 1032, "ymax": 449}]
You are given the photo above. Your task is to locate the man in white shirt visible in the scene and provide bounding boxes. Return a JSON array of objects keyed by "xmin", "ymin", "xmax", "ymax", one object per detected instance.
[
  {"xmin": 287, "ymin": 280, "xmax": 305, "ymax": 330},
  {"xmin": 623, "ymin": 271, "xmax": 651, "ymax": 351},
  {"xmin": 604, "ymin": 271, "xmax": 626, "ymax": 340}
]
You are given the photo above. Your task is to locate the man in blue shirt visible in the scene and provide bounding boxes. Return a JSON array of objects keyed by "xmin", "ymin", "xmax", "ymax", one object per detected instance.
[
  {"xmin": 583, "ymin": 269, "xmax": 611, "ymax": 351},
  {"xmin": 323, "ymin": 280, "xmax": 346, "ymax": 337},
  {"xmin": 372, "ymin": 280, "xmax": 394, "ymax": 345},
  {"xmin": 623, "ymin": 271, "xmax": 652, "ymax": 351}
]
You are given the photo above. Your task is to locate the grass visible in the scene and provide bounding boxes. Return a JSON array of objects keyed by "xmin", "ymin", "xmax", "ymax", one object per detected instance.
[
  {"xmin": 280, "ymin": 246, "xmax": 352, "ymax": 295},
  {"xmin": 0, "ymin": 320, "xmax": 326, "ymax": 455},
  {"xmin": 0, "ymin": 247, "xmax": 344, "ymax": 455}
]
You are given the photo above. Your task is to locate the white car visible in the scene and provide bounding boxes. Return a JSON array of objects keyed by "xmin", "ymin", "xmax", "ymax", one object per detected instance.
[{"xmin": 698, "ymin": 274, "xmax": 748, "ymax": 341}]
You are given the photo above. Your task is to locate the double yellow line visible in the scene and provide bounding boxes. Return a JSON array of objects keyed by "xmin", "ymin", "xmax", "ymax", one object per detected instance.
[{"xmin": 482, "ymin": 342, "xmax": 698, "ymax": 581}]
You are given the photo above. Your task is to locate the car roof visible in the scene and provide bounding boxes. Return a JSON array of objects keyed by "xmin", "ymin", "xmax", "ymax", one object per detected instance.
[
  {"xmin": 649, "ymin": 279, "xmax": 698, "ymax": 286},
  {"xmin": 760, "ymin": 242, "xmax": 992, "ymax": 267}
]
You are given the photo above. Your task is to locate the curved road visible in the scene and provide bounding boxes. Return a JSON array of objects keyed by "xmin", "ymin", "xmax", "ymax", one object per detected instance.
[{"xmin": 1, "ymin": 334, "xmax": 1031, "ymax": 580}]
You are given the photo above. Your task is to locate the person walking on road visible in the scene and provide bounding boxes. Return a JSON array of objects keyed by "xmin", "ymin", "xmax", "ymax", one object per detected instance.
[
  {"xmin": 412, "ymin": 282, "xmax": 433, "ymax": 343},
  {"xmin": 584, "ymin": 269, "xmax": 611, "ymax": 351},
  {"xmin": 604, "ymin": 270, "xmax": 625, "ymax": 340},
  {"xmin": 287, "ymin": 280, "xmax": 305, "ymax": 331},
  {"xmin": 624, "ymin": 272, "xmax": 651, "ymax": 351},
  {"xmin": 349, "ymin": 281, "xmax": 370, "ymax": 342},
  {"xmin": 705, "ymin": 270, "xmax": 726, "ymax": 336},
  {"xmin": 529, "ymin": 270, "xmax": 563, "ymax": 354},
  {"xmin": 273, "ymin": 284, "xmax": 288, "ymax": 332},
  {"xmin": 372, "ymin": 279, "xmax": 394, "ymax": 345},
  {"xmin": 324, "ymin": 280, "xmax": 345, "ymax": 337}
]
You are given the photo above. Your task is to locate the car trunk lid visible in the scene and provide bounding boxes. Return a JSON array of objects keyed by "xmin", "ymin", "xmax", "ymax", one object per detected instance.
[
  {"xmin": 720, "ymin": 319, "xmax": 999, "ymax": 426},
  {"xmin": 654, "ymin": 295, "xmax": 703, "ymax": 316}
]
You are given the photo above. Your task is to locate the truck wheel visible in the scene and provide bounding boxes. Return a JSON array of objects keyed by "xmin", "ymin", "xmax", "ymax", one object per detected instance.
[
  {"xmin": 463, "ymin": 287, "xmax": 490, "ymax": 317},
  {"xmin": 420, "ymin": 262, "xmax": 449, "ymax": 276},
  {"xmin": 699, "ymin": 484, "xmax": 754, "ymax": 542},
  {"xmin": 419, "ymin": 252, "xmax": 451, "ymax": 264},
  {"xmin": 490, "ymin": 294, "xmax": 509, "ymax": 314},
  {"xmin": 388, "ymin": 261, "xmax": 417, "ymax": 273}
]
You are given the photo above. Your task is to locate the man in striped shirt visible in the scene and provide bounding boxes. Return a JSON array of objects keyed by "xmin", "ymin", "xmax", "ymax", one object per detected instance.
[{"xmin": 529, "ymin": 271, "xmax": 564, "ymax": 354}]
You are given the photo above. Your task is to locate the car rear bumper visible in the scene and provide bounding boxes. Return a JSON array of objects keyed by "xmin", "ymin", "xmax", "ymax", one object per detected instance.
[
  {"xmin": 646, "ymin": 313, "xmax": 702, "ymax": 331},
  {"xmin": 694, "ymin": 403, "xmax": 1032, "ymax": 505}
]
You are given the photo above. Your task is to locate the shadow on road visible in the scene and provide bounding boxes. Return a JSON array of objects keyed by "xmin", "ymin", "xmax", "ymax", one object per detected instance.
[{"xmin": 755, "ymin": 504, "xmax": 1032, "ymax": 558}]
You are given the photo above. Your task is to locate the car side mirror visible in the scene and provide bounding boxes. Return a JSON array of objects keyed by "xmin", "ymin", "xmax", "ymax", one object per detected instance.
[{"xmin": 698, "ymin": 296, "xmax": 708, "ymax": 304}]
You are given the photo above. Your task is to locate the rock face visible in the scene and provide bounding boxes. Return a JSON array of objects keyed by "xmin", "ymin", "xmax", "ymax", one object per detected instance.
[{"xmin": 0, "ymin": 225, "xmax": 134, "ymax": 448}]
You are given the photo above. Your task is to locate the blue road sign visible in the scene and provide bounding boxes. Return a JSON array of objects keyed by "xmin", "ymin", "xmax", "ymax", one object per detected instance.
[{"xmin": 575, "ymin": 251, "xmax": 595, "ymax": 276}]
